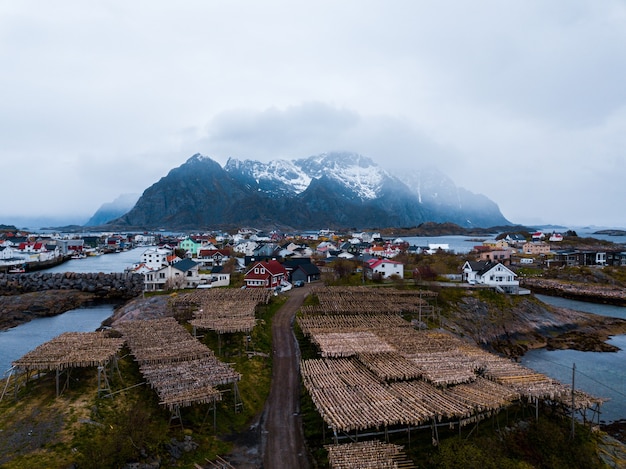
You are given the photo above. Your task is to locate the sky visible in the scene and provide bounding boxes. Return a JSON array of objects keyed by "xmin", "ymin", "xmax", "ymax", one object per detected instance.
[{"xmin": 2, "ymin": 1, "xmax": 626, "ymax": 229}]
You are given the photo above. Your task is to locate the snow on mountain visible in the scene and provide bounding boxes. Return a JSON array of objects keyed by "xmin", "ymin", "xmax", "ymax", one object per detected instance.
[
  {"xmin": 225, "ymin": 157, "xmax": 311, "ymax": 194},
  {"xmin": 393, "ymin": 167, "xmax": 463, "ymax": 208},
  {"xmin": 225, "ymin": 151, "xmax": 387, "ymax": 200},
  {"xmin": 293, "ymin": 152, "xmax": 385, "ymax": 200}
]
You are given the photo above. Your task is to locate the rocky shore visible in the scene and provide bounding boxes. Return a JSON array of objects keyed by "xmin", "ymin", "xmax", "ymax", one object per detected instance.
[
  {"xmin": 443, "ymin": 293, "xmax": 626, "ymax": 358},
  {"xmin": 0, "ymin": 290, "xmax": 99, "ymax": 330},
  {"xmin": 0, "ymin": 272, "xmax": 144, "ymax": 297},
  {"xmin": 521, "ymin": 278, "xmax": 626, "ymax": 306}
]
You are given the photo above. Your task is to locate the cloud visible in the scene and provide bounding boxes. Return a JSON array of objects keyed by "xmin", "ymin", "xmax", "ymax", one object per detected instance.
[{"xmin": 2, "ymin": 1, "xmax": 626, "ymax": 228}]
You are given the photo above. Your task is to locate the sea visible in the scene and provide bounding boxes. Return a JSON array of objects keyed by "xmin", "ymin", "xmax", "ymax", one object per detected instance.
[{"xmin": 522, "ymin": 295, "xmax": 626, "ymax": 424}]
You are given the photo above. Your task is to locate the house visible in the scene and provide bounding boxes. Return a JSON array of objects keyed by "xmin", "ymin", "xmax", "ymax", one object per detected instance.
[
  {"xmin": 178, "ymin": 237, "xmax": 203, "ymax": 257},
  {"xmin": 504, "ymin": 233, "xmax": 527, "ymax": 246},
  {"xmin": 462, "ymin": 261, "xmax": 519, "ymax": 294},
  {"xmin": 55, "ymin": 239, "xmax": 85, "ymax": 255},
  {"xmin": 481, "ymin": 238, "xmax": 509, "ymax": 249},
  {"xmin": 141, "ymin": 247, "xmax": 173, "ymax": 270},
  {"xmin": 201, "ymin": 266, "xmax": 230, "ymax": 288},
  {"xmin": 522, "ymin": 242, "xmax": 550, "ymax": 255},
  {"xmin": 549, "ymin": 233, "xmax": 563, "ymax": 242},
  {"xmin": 0, "ymin": 245, "xmax": 17, "ymax": 260},
  {"xmin": 233, "ymin": 241, "xmax": 259, "ymax": 256},
  {"xmin": 143, "ymin": 258, "xmax": 200, "ymax": 291},
  {"xmin": 244, "ymin": 260, "xmax": 288, "ymax": 289},
  {"xmin": 606, "ymin": 251, "xmax": 626, "ymax": 267},
  {"xmin": 284, "ymin": 258, "xmax": 321, "ymax": 283},
  {"xmin": 316, "ymin": 241, "xmax": 338, "ymax": 255},
  {"xmin": 477, "ymin": 249, "xmax": 511, "ymax": 264},
  {"xmin": 134, "ymin": 234, "xmax": 156, "ymax": 246},
  {"xmin": 198, "ymin": 248, "xmax": 231, "ymax": 266},
  {"xmin": 364, "ymin": 258, "xmax": 404, "ymax": 280},
  {"xmin": 551, "ymin": 249, "xmax": 613, "ymax": 267}
]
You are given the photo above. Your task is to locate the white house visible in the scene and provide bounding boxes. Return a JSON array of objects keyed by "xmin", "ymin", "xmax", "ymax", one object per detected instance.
[
  {"xmin": 0, "ymin": 245, "xmax": 18, "ymax": 260},
  {"xmin": 462, "ymin": 261, "xmax": 519, "ymax": 294},
  {"xmin": 143, "ymin": 258, "xmax": 200, "ymax": 291},
  {"xmin": 365, "ymin": 258, "xmax": 404, "ymax": 279},
  {"xmin": 549, "ymin": 233, "xmax": 564, "ymax": 242},
  {"xmin": 134, "ymin": 234, "xmax": 156, "ymax": 246},
  {"xmin": 233, "ymin": 241, "xmax": 259, "ymax": 256},
  {"xmin": 141, "ymin": 247, "xmax": 173, "ymax": 270}
]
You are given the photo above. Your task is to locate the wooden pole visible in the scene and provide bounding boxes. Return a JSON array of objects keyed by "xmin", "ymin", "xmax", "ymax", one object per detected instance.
[{"xmin": 571, "ymin": 363, "xmax": 576, "ymax": 439}]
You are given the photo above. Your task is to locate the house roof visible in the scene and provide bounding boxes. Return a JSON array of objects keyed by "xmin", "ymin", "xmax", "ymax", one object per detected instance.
[
  {"xmin": 171, "ymin": 258, "xmax": 199, "ymax": 273},
  {"xmin": 283, "ymin": 258, "xmax": 315, "ymax": 268},
  {"xmin": 199, "ymin": 248, "xmax": 230, "ymax": 257},
  {"xmin": 295, "ymin": 263, "xmax": 321, "ymax": 276},
  {"xmin": 245, "ymin": 260, "xmax": 287, "ymax": 278},
  {"xmin": 463, "ymin": 260, "xmax": 491, "ymax": 274},
  {"xmin": 464, "ymin": 261, "xmax": 516, "ymax": 277},
  {"xmin": 366, "ymin": 258, "xmax": 403, "ymax": 269}
]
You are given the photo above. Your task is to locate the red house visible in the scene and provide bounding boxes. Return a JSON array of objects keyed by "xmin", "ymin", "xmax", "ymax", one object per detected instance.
[{"xmin": 244, "ymin": 260, "xmax": 287, "ymax": 289}]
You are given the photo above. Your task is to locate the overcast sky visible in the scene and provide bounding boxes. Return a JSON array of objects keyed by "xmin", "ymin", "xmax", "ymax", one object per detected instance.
[{"xmin": 2, "ymin": 1, "xmax": 625, "ymax": 229}]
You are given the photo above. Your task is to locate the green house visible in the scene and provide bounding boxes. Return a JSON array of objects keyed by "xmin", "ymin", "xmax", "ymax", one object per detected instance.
[{"xmin": 178, "ymin": 237, "xmax": 202, "ymax": 256}]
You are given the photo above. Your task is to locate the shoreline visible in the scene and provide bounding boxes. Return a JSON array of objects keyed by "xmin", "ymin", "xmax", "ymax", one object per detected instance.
[{"xmin": 521, "ymin": 278, "xmax": 626, "ymax": 306}]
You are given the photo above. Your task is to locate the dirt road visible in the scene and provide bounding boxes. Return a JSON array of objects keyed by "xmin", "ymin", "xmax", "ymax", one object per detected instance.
[{"xmin": 261, "ymin": 284, "xmax": 311, "ymax": 469}]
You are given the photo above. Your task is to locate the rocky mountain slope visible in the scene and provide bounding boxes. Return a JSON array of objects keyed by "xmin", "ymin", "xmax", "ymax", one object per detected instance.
[{"xmin": 107, "ymin": 152, "xmax": 511, "ymax": 230}]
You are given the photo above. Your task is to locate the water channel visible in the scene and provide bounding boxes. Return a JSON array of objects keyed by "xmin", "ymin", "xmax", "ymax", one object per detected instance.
[
  {"xmin": 0, "ymin": 247, "xmax": 145, "ymax": 377},
  {"xmin": 523, "ymin": 295, "xmax": 626, "ymax": 423}
]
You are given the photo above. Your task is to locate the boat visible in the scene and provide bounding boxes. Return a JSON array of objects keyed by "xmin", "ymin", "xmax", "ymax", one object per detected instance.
[{"xmin": 8, "ymin": 266, "xmax": 26, "ymax": 273}]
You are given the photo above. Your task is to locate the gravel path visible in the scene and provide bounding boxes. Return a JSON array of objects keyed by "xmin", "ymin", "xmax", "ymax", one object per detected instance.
[{"xmin": 261, "ymin": 284, "xmax": 311, "ymax": 469}]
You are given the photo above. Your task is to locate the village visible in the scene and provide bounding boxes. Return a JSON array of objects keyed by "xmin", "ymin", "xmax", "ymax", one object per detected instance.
[{"xmin": 2, "ymin": 227, "xmax": 625, "ymax": 295}]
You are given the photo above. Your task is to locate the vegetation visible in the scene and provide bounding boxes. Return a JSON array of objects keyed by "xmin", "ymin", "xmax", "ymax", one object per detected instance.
[
  {"xmin": 542, "ymin": 265, "xmax": 626, "ymax": 287},
  {"xmin": 427, "ymin": 413, "xmax": 604, "ymax": 468}
]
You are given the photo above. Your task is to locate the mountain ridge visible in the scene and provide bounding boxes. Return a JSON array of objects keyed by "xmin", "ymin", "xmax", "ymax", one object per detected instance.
[{"xmin": 106, "ymin": 152, "xmax": 511, "ymax": 230}]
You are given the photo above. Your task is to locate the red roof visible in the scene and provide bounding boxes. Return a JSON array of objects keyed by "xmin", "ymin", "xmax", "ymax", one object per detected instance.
[
  {"xmin": 245, "ymin": 260, "xmax": 287, "ymax": 279},
  {"xmin": 199, "ymin": 248, "xmax": 230, "ymax": 257},
  {"xmin": 366, "ymin": 258, "xmax": 403, "ymax": 269}
]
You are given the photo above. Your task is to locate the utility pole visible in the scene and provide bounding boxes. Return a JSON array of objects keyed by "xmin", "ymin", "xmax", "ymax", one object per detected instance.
[{"xmin": 571, "ymin": 363, "xmax": 576, "ymax": 439}]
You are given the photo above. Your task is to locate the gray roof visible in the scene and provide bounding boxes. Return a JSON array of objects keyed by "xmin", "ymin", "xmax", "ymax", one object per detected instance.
[{"xmin": 172, "ymin": 258, "xmax": 199, "ymax": 272}]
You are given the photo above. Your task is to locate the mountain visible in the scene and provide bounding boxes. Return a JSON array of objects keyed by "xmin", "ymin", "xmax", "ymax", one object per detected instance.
[
  {"xmin": 108, "ymin": 152, "xmax": 511, "ymax": 230},
  {"xmin": 85, "ymin": 193, "xmax": 140, "ymax": 227},
  {"xmin": 392, "ymin": 167, "xmax": 508, "ymax": 228}
]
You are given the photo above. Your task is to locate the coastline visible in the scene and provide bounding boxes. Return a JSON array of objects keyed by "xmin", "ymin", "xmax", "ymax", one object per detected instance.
[
  {"xmin": 0, "ymin": 290, "xmax": 99, "ymax": 331},
  {"xmin": 521, "ymin": 278, "xmax": 626, "ymax": 306}
]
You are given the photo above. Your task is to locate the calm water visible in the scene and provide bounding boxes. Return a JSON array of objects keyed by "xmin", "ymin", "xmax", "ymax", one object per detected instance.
[
  {"xmin": 1, "ymin": 248, "xmax": 143, "ymax": 377},
  {"xmin": 42, "ymin": 246, "xmax": 145, "ymax": 274},
  {"xmin": 523, "ymin": 295, "xmax": 626, "ymax": 423},
  {"xmin": 402, "ymin": 235, "xmax": 491, "ymax": 254},
  {"xmin": 0, "ymin": 304, "xmax": 114, "ymax": 376},
  {"xmin": 535, "ymin": 294, "xmax": 626, "ymax": 319}
]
